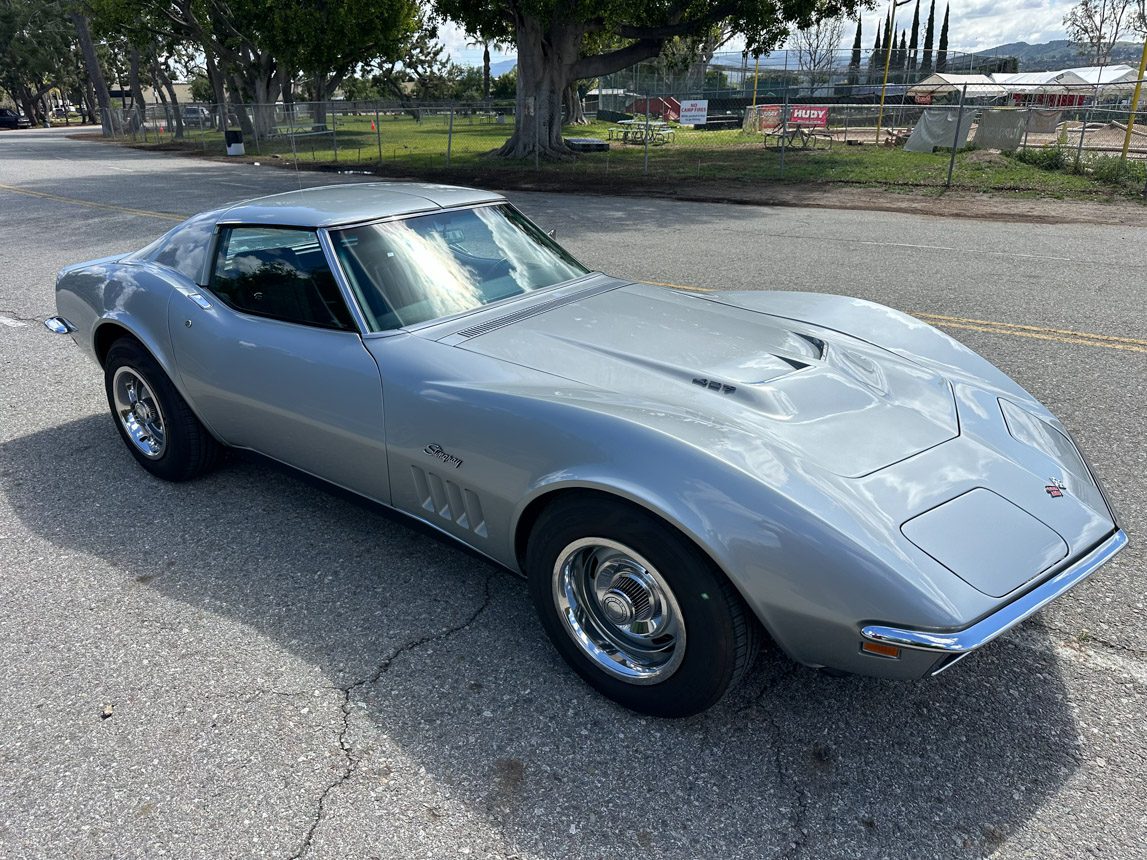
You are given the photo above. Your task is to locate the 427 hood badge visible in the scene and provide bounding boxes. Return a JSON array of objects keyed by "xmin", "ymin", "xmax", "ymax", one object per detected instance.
[{"xmin": 1045, "ymin": 478, "xmax": 1067, "ymax": 498}]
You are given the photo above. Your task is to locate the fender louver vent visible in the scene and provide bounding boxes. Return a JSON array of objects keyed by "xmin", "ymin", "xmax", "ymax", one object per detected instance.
[
  {"xmin": 410, "ymin": 465, "xmax": 488, "ymax": 537},
  {"xmin": 456, "ymin": 282, "xmax": 619, "ymax": 339}
]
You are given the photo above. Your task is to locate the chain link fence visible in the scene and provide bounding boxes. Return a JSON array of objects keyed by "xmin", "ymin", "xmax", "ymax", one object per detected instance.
[{"xmin": 97, "ymin": 76, "xmax": 1147, "ymax": 195}]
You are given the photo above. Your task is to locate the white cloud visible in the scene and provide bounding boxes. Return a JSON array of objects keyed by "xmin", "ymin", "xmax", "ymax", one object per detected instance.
[{"xmin": 438, "ymin": 20, "xmax": 516, "ymax": 67}]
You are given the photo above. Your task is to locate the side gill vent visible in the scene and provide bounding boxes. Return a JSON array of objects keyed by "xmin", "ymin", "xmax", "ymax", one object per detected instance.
[
  {"xmin": 455, "ymin": 282, "xmax": 618, "ymax": 339},
  {"xmin": 410, "ymin": 465, "xmax": 488, "ymax": 538},
  {"xmin": 692, "ymin": 377, "xmax": 736, "ymax": 394}
]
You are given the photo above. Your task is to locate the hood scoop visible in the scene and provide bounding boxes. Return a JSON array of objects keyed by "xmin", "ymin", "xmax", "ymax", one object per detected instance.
[{"xmin": 458, "ymin": 282, "xmax": 958, "ymax": 477}]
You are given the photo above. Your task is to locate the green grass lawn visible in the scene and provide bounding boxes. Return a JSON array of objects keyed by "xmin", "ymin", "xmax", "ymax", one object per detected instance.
[{"xmin": 132, "ymin": 112, "xmax": 1143, "ymax": 198}]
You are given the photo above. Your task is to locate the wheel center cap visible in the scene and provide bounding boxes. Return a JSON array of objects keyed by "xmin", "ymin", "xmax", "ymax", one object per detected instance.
[
  {"xmin": 600, "ymin": 591, "xmax": 635, "ymax": 625},
  {"xmin": 135, "ymin": 402, "xmax": 152, "ymax": 422}
]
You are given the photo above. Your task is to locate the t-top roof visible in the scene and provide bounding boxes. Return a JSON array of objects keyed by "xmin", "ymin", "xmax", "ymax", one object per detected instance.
[{"xmin": 219, "ymin": 182, "xmax": 506, "ymax": 228}]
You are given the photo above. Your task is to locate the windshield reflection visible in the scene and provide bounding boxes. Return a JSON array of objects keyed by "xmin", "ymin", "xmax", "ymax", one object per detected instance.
[{"xmin": 330, "ymin": 205, "xmax": 587, "ymax": 332}]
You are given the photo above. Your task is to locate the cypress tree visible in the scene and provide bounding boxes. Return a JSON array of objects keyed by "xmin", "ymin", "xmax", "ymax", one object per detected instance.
[
  {"xmin": 908, "ymin": 0, "xmax": 920, "ymax": 72},
  {"xmin": 898, "ymin": 31, "xmax": 908, "ymax": 72},
  {"xmin": 848, "ymin": 19, "xmax": 862, "ymax": 86},
  {"xmin": 937, "ymin": 4, "xmax": 949, "ymax": 73},
  {"xmin": 869, "ymin": 21, "xmax": 883, "ymax": 81},
  {"xmin": 922, "ymin": 0, "xmax": 936, "ymax": 72}
]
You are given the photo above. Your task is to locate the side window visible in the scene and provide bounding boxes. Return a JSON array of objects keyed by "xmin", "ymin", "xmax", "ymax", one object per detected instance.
[
  {"xmin": 208, "ymin": 227, "xmax": 355, "ymax": 330},
  {"xmin": 150, "ymin": 212, "xmax": 217, "ymax": 282}
]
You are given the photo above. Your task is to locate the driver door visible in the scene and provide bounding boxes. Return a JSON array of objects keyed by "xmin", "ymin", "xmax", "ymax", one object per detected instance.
[{"xmin": 169, "ymin": 225, "xmax": 390, "ymax": 503}]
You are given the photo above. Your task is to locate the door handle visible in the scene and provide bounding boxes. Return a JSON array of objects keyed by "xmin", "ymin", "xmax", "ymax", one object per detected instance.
[{"xmin": 175, "ymin": 285, "xmax": 212, "ymax": 309}]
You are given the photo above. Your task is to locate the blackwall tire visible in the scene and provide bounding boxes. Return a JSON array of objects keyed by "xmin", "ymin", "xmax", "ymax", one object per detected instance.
[
  {"xmin": 527, "ymin": 496, "xmax": 759, "ymax": 718},
  {"xmin": 104, "ymin": 338, "xmax": 221, "ymax": 482}
]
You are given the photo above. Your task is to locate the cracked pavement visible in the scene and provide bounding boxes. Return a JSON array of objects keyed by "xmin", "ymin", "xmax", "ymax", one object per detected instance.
[{"xmin": 1, "ymin": 128, "xmax": 1144, "ymax": 858}]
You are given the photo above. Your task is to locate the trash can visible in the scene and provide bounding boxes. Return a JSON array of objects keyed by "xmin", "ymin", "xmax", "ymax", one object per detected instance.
[{"xmin": 224, "ymin": 129, "xmax": 245, "ymax": 156}]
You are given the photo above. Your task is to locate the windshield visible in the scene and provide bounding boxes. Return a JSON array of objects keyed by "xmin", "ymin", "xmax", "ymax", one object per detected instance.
[{"xmin": 329, "ymin": 204, "xmax": 588, "ymax": 331}]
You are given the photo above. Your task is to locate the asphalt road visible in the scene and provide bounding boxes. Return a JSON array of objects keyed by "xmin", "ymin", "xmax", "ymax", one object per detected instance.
[{"xmin": 1, "ymin": 127, "xmax": 1144, "ymax": 860}]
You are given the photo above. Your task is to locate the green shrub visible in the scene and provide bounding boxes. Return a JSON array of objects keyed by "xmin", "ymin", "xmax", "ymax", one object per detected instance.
[
  {"xmin": 1011, "ymin": 145, "xmax": 1066, "ymax": 171},
  {"xmin": 1086, "ymin": 154, "xmax": 1147, "ymax": 186}
]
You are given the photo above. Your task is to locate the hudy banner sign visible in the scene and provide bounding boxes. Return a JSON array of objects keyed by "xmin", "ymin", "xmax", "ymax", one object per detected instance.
[
  {"xmin": 679, "ymin": 99, "xmax": 708, "ymax": 125},
  {"xmin": 789, "ymin": 105, "xmax": 829, "ymax": 127}
]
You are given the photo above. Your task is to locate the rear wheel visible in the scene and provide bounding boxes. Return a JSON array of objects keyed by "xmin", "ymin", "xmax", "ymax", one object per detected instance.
[
  {"xmin": 104, "ymin": 338, "xmax": 221, "ymax": 481},
  {"xmin": 526, "ymin": 496, "xmax": 759, "ymax": 717}
]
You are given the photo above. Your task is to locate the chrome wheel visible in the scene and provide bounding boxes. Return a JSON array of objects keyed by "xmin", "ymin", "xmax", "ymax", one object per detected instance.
[
  {"xmin": 552, "ymin": 538, "xmax": 686, "ymax": 684},
  {"xmin": 111, "ymin": 366, "xmax": 167, "ymax": 459}
]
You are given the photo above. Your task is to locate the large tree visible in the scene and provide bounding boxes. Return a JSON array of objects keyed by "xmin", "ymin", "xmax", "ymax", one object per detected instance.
[
  {"xmin": 920, "ymin": 0, "xmax": 935, "ymax": 72},
  {"xmin": 906, "ymin": 0, "xmax": 919, "ymax": 72},
  {"xmin": 793, "ymin": 14, "xmax": 845, "ymax": 88},
  {"xmin": 1063, "ymin": 0, "xmax": 1134, "ymax": 65},
  {"xmin": 436, "ymin": 0, "xmax": 869, "ymax": 160},
  {"xmin": 935, "ymin": 3, "xmax": 948, "ymax": 72},
  {"xmin": 846, "ymin": 18, "xmax": 861, "ymax": 86}
]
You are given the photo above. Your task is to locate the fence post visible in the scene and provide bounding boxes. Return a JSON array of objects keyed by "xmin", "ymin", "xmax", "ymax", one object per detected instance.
[
  {"xmin": 946, "ymin": 84, "xmax": 968, "ymax": 188},
  {"xmin": 780, "ymin": 83, "xmax": 789, "ymax": 176},
  {"xmin": 375, "ymin": 107, "xmax": 382, "ymax": 162},
  {"xmin": 1120, "ymin": 43, "xmax": 1147, "ymax": 166},
  {"xmin": 643, "ymin": 94, "xmax": 650, "ymax": 176},
  {"xmin": 446, "ymin": 104, "xmax": 454, "ymax": 166},
  {"xmin": 1074, "ymin": 84, "xmax": 1096, "ymax": 171},
  {"xmin": 332, "ymin": 102, "xmax": 338, "ymax": 162},
  {"xmin": 1022, "ymin": 106, "xmax": 1031, "ymax": 151}
]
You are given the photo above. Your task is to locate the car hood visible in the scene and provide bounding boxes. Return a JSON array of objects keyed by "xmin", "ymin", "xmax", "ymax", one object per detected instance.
[{"xmin": 455, "ymin": 282, "xmax": 958, "ymax": 478}]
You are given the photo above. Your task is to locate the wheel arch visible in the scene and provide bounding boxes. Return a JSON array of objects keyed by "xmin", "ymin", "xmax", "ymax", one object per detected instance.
[{"xmin": 511, "ymin": 482, "xmax": 773, "ymax": 640}]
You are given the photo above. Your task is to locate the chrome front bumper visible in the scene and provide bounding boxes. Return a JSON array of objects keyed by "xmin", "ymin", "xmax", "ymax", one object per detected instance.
[{"xmin": 862, "ymin": 528, "xmax": 1128, "ymax": 674}]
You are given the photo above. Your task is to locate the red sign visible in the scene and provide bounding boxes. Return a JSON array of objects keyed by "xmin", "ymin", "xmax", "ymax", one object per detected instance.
[
  {"xmin": 789, "ymin": 105, "xmax": 829, "ymax": 128},
  {"xmin": 757, "ymin": 105, "xmax": 782, "ymax": 127}
]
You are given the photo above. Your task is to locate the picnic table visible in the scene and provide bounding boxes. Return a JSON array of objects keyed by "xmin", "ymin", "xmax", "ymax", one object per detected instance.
[
  {"xmin": 882, "ymin": 128, "xmax": 911, "ymax": 147},
  {"xmin": 607, "ymin": 119, "xmax": 675, "ymax": 145},
  {"xmin": 763, "ymin": 122, "xmax": 832, "ymax": 149}
]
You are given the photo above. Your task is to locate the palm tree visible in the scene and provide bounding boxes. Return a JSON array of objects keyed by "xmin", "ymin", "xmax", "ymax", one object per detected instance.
[{"xmin": 465, "ymin": 33, "xmax": 493, "ymax": 100}]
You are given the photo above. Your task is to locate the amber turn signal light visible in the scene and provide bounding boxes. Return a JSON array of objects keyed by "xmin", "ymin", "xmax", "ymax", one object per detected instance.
[{"xmin": 861, "ymin": 641, "xmax": 901, "ymax": 659}]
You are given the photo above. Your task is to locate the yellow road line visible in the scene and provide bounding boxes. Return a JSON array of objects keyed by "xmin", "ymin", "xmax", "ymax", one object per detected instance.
[
  {"xmin": 922, "ymin": 321, "xmax": 1147, "ymax": 353},
  {"xmin": 0, "ymin": 183, "xmax": 184, "ymax": 222},
  {"xmin": 916, "ymin": 312, "xmax": 1147, "ymax": 348},
  {"xmin": 655, "ymin": 283, "xmax": 1144, "ymax": 355}
]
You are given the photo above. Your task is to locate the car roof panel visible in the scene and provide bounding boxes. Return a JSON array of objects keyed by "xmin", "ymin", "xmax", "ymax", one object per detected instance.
[{"xmin": 217, "ymin": 182, "xmax": 506, "ymax": 229}]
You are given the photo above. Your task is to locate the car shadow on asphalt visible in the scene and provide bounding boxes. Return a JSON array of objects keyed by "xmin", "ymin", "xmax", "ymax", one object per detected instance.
[{"xmin": 2, "ymin": 414, "xmax": 1085, "ymax": 858}]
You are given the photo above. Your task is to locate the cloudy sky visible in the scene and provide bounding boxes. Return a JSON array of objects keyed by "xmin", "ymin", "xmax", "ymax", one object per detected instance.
[{"xmin": 439, "ymin": 1, "xmax": 1081, "ymax": 68}]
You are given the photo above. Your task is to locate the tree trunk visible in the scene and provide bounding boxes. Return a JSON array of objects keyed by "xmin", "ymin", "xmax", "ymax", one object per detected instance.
[
  {"xmin": 482, "ymin": 44, "xmax": 491, "ymax": 100},
  {"xmin": 127, "ymin": 47, "xmax": 148, "ymax": 134},
  {"xmin": 70, "ymin": 11, "xmax": 113, "ymax": 135},
  {"xmin": 83, "ymin": 77, "xmax": 97, "ymax": 125},
  {"xmin": 564, "ymin": 82, "xmax": 587, "ymax": 125},
  {"xmin": 156, "ymin": 61, "xmax": 184, "ymax": 139},
  {"xmin": 497, "ymin": 19, "xmax": 580, "ymax": 160},
  {"xmin": 204, "ymin": 45, "xmax": 227, "ymax": 127}
]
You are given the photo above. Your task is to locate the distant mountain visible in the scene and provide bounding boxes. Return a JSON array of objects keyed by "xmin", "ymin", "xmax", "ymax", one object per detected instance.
[
  {"xmin": 489, "ymin": 58, "xmax": 517, "ymax": 77},
  {"xmin": 981, "ymin": 39, "xmax": 1144, "ymax": 70}
]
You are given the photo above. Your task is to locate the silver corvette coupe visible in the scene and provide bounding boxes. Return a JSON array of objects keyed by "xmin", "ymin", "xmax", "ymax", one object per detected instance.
[{"xmin": 47, "ymin": 182, "xmax": 1126, "ymax": 717}]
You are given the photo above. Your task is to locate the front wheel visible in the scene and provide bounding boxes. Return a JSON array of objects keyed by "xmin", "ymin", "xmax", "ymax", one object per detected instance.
[
  {"xmin": 527, "ymin": 496, "xmax": 759, "ymax": 718},
  {"xmin": 104, "ymin": 338, "xmax": 221, "ymax": 481}
]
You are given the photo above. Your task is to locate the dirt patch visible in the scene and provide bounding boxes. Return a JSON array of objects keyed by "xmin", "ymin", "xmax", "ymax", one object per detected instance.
[
  {"xmin": 73, "ymin": 133, "xmax": 1147, "ymax": 227},
  {"xmin": 964, "ymin": 149, "xmax": 1010, "ymax": 167}
]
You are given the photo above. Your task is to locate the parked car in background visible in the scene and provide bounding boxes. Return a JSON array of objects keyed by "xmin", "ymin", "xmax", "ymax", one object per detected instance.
[
  {"xmin": 181, "ymin": 105, "xmax": 214, "ymax": 128},
  {"xmin": 45, "ymin": 182, "xmax": 1127, "ymax": 718},
  {"xmin": 0, "ymin": 108, "xmax": 31, "ymax": 130}
]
